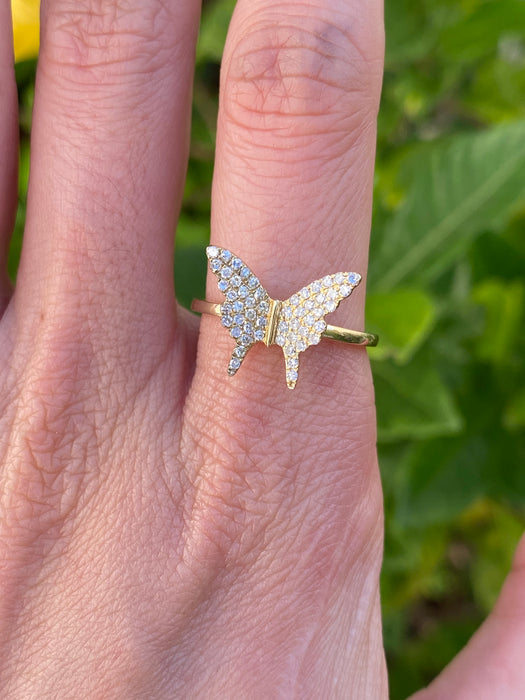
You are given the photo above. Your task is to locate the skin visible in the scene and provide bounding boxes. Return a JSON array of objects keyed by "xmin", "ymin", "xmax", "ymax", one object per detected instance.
[{"xmin": 0, "ymin": 0, "xmax": 524, "ymax": 697}]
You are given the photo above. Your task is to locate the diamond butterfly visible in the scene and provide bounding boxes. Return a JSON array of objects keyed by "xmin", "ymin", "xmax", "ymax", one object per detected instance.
[{"xmin": 206, "ymin": 246, "xmax": 361, "ymax": 389}]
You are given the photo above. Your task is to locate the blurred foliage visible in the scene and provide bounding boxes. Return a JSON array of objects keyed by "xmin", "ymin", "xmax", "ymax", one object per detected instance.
[{"xmin": 10, "ymin": 0, "xmax": 525, "ymax": 696}]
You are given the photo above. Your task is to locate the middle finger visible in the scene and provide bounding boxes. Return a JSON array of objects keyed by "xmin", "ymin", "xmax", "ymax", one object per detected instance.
[{"xmin": 15, "ymin": 0, "xmax": 201, "ymax": 352}]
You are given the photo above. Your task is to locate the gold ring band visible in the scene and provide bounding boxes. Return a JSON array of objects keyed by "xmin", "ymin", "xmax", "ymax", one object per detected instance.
[{"xmin": 191, "ymin": 299, "xmax": 379, "ymax": 347}]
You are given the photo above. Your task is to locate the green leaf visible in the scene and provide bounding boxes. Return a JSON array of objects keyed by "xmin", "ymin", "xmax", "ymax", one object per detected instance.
[
  {"xmin": 464, "ymin": 57, "xmax": 525, "ymax": 123},
  {"xmin": 8, "ymin": 141, "xmax": 31, "ymax": 281},
  {"xmin": 440, "ymin": 1, "xmax": 525, "ymax": 63},
  {"xmin": 196, "ymin": 0, "xmax": 236, "ymax": 64},
  {"xmin": 471, "ymin": 231, "xmax": 525, "ymax": 283},
  {"xmin": 384, "ymin": 0, "xmax": 434, "ymax": 66},
  {"xmin": 373, "ymin": 352, "xmax": 463, "ymax": 442},
  {"xmin": 505, "ymin": 388, "xmax": 525, "ymax": 430},
  {"xmin": 395, "ymin": 435, "xmax": 488, "ymax": 526},
  {"xmin": 370, "ymin": 120, "xmax": 525, "ymax": 291},
  {"xmin": 174, "ymin": 217, "xmax": 210, "ymax": 309},
  {"xmin": 366, "ymin": 288, "xmax": 436, "ymax": 363},
  {"xmin": 471, "ymin": 278, "xmax": 525, "ymax": 365},
  {"xmin": 470, "ymin": 503, "xmax": 524, "ymax": 613}
]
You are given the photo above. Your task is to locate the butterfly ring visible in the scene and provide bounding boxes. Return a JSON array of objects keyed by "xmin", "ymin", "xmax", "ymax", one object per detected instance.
[{"xmin": 191, "ymin": 246, "xmax": 378, "ymax": 389}]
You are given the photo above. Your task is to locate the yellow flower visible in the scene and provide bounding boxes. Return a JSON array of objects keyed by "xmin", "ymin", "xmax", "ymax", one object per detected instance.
[{"xmin": 12, "ymin": 0, "xmax": 40, "ymax": 63}]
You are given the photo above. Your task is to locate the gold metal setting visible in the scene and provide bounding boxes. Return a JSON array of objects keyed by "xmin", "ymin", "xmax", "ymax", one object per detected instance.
[
  {"xmin": 191, "ymin": 246, "xmax": 379, "ymax": 389},
  {"xmin": 191, "ymin": 300, "xmax": 378, "ymax": 348}
]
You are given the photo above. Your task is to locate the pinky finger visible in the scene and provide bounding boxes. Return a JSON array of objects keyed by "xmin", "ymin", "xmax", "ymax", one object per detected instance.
[{"xmin": 0, "ymin": 1, "xmax": 19, "ymax": 313}]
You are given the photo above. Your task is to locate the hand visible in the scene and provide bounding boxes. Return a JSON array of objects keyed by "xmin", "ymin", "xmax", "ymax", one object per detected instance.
[{"xmin": 1, "ymin": 1, "xmax": 524, "ymax": 698}]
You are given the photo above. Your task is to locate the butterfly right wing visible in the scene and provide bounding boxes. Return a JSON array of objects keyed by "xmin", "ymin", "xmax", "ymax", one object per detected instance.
[
  {"xmin": 274, "ymin": 272, "xmax": 361, "ymax": 389},
  {"xmin": 206, "ymin": 246, "xmax": 271, "ymax": 376}
]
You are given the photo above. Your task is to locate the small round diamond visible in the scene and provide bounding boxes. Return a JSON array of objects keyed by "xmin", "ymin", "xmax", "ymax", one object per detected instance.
[
  {"xmin": 323, "ymin": 275, "xmax": 333, "ymax": 287},
  {"xmin": 309, "ymin": 333, "xmax": 321, "ymax": 345},
  {"xmin": 220, "ymin": 249, "xmax": 232, "ymax": 263},
  {"xmin": 275, "ymin": 333, "xmax": 285, "ymax": 346},
  {"xmin": 220, "ymin": 266, "xmax": 233, "ymax": 279},
  {"xmin": 315, "ymin": 320, "xmax": 326, "ymax": 333},
  {"xmin": 256, "ymin": 317, "xmax": 267, "ymax": 329},
  {"xmin": 248, "ymin": 276, "xmax": 259, "ymax": 289},
  {"xmin": 232, "ymin": 300, "xmax": 244, "ymax": 312},
  {"xmin": 282, "ymin": 306, "xmax": 292, "ymax": 319},
  {"xmin": 240, "ymin": 266, "xmax": 250, "ymax": 278},
  {"xmin": 231, "ymin": 326, "xmax": 242, "ymax": 339},
  {"xmin": 238, "ymin": 285, "xmax": 249, "ymax": 298},
  {"xmin": 290, "ymin": 295, "xmax": 300, "ymax": 306},
  {"xmin": 258, "ymin": 300, "xmax": 269, "ymax": 314},
  {"xmin": 231, "ymin": 275, "xmax": 241, "ymax": 287},
  {"xmin": 284, "ymin": 344, "xmax": 295, "ymax": 357},
  {"xmin": 218, "ymin": 280, "xmax": 229, "ymax": 292},
  {"xmin": 348, "ymin": 272, "xmax": 361, "ymax": 285},
  {"xmin": 305, "ymin": 299, "xmax": 315, "ymax": 310},
  {"xmin": 254, "ymin": 288, "xmax": 265, "ymax": 301},
  {"xmin": 301, "ymin": 288, "xmax": 310, "ymax": 299},
  {"xmin": 245, "ymin": 296, "xmax": 255, "ymax": 308},
  {"xmin": 326, "ymin": 300, "xmax": 337, "ymax": 313},
  {"xmin": 312, "ymin": 281, "xmax": 322, "ymax": 293},
  {"xmin": 241, "ymin": 334, "xmax": 252, "ymax": 346},
  {"xmin": 291, "ymin": 318, "xmax": 301, "ymax": 331},
  {"xmin": 233, "ymin": 314, "xmax": 244, "ymax": 326},
  {"xmin": 296, "ymin": 339, "xmax": 307, "ymax": 352},
  {"xmin": 232, "ymin": 257, "xmax": 243, "ymax": 270},
  {"xmin": 246, "ymin": 308, "xmax": 256, "ymax": 321},
  {"xmin": 316, "ymin": 293, "xmax": 325, "ymax": 304},
  {"xmin": 226, "ymin": 290, "xmax": 237, "ymax": 301},
  {"xmin": 254, "ymin": 330, "xmax": 265, "ymax": 341},
  {"xmin": 335, "ymin": 272, "xmax": 345, "ymax": 284},
  {"xmin": 207, "ymin": 246, "xmax": 219, "ymax": 258},
  {"xmin": 287, "ymin": 357, "xmax": 299, "ymax": 369},
  {"xmin": 340, "ymin": 284, "xmax": 351, "ymax": 296},
  {"xmin": 287, "ymin": 369, "xmax": 298, "ymax": 383},
  {"xmin": 228, "ymin": 357, "xmax": 241, "ymax": 375},
  {"xmin": 210, "ymin": 259, "xmax": 222, "ymax": 272},
  {"xmin": 234, "ymin": 345, "xmax": 247, "ymax": 358},
  {"xmin": 222, "ymin": 303, "xmax": 232, "ymax": 315},
  {"xmin": 221, "ymin": 315, "xmax": 233, "ymax": 328},
  {"xmin": 244, "ymin": 322, "xmax": 254, "ymax": 334},
  {"xmin": 305, "ymin": 313, "xmax": 315, "ymax": 326}
]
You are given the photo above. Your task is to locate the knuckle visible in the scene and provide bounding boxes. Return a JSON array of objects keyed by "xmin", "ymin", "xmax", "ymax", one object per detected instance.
[
  {"xmin": 41, "ymin": 1, "xmax": 174, "ymax": 80},
  {"xmin": 181, "ymin": 376, "xmax": 380, "ymax": 582},
  {"xmin": 223, "ymin": 11, "xmax": 383, "ymax": 140},
  {"xmin": 0, "ymin": 335, "xmax": 104, "ymax": 543}
]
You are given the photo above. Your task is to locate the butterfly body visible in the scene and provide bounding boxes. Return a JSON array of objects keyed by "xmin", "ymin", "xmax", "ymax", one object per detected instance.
[{"xmin": 206, "ymin": 246, "xmax": 361, "ymax": 389}]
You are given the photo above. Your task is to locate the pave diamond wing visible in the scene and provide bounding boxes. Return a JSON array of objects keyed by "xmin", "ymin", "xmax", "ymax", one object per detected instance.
[
  {"xmin": 206, "ymin": 246, "xmax": 271, "ymax": 376},
  {"xmin": 206, "ymin": 246, "xmax": 361, "ymax": 389},
  {"xmin": 274, "ymin": 273, "xmax": 361, "ymax": 388}
]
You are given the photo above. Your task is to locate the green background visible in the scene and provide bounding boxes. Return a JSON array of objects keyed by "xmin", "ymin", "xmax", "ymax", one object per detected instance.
[{"xmin": 11, "ymin": 1, "xmax": 525, "ymax": 697}]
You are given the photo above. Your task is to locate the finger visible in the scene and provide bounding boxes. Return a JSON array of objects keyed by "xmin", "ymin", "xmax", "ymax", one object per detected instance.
[
  {"xmin": 15, "ymin": 0, "xmax": 200, "ymax": 342},
  {"xmin": 0, "ymin": 1, "xmax": 18, "ymax": 312},
  {"xmin": 410, "ymin": 532, "xmax": 525, "ymax": 699},
  {"xmin": 195, "ymin": 0, "xmax": 383, "ymax": 400},
  {"xmin": 184, "ymin": 2, "xmax": 386, "ymax": 690}
]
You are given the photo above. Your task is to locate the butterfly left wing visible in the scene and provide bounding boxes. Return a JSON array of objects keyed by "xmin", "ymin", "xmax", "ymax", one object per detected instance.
[
  {"xmin": 206, "ymin": 246, "xmax": 271, "ymax": 376},
  {"xmin": 274, "ymin": 272, "xmax": 362, "ymax": 389}
]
